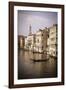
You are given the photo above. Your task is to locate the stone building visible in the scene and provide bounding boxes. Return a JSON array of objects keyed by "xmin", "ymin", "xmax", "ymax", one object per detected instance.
[
  {"xmin": 24, "ymin": 34, "xmax": 35, "ymax": 50},
  {"xmin": 47, "ymin": 24, "xmax": 57, "ymax": 57},
  {"xmin": 18, "ymin": 35, "xmax": 25, "ymax": 49},
  {"xmin": 24, "ymin": 25, "xmax": 35, "ymax": 51},
  {"xmin": 35, "ymin": 29, "xmax": 43, "ymax": 52},
  {"xmin": 35, "ymin": 28, "xmax": 48, "ymax": 53}
]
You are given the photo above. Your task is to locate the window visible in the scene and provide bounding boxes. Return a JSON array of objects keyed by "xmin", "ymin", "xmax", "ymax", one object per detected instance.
[{"xmin": 37, "ymin": 39, "xmax": 39, "ymax": 43}]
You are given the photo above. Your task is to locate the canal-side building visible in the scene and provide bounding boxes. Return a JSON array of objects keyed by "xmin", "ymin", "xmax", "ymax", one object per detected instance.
[
  {"xmin": 42, "ymin": 28, "xmax": 49, "ymax": 53},
  {"xmin": 24, "ymin": 25, "xmax": 35, "ymax": 51},
  {"xmin": 35, "ymin": 29, "xmax": 43, "ymax": 52},
  {"xmin": 48, "ymin": 24, "xmax": 57, "ymax": 57},
  {"xmin": 18, "ymin": 35, "xmax": 25, "ymax": 49},
  {"xmin": 24, "ymin": 34, "xmax": 35, "ymax": 51},
  {"xmin": 47, "ymin": 38, "xmax": 50, "ymax": 55},
  {"xmin": 35, "ymin": 28, "xmax": 48, "ymax": 53}
]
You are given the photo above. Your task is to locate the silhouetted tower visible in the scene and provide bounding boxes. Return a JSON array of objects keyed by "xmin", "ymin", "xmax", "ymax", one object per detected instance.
[{"xmin": 29, "ymin": 25, "xmax": 32, "ymax": 35}]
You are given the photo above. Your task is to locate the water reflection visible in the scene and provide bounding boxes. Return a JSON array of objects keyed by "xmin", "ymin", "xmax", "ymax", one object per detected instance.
[{"xmin": 18, "ymin": 49, "xmax": 57, "ymax": 79}]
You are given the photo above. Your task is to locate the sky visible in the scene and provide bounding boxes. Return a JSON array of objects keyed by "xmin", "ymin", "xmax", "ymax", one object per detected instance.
[{"xmin": 18, "ymin": 10, "xmax": 57, "ymax": 36}]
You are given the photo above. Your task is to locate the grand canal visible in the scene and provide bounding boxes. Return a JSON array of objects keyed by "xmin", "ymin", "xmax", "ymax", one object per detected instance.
[{"xmin": 18, "ymin": 49, "xmax": 57, "ymax": 79}]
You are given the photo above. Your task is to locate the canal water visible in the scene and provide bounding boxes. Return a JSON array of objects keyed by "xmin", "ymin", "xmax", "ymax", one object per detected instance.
[{"xmin": 18, "ymin": 49, "xmax": 57, "ymax": 79}]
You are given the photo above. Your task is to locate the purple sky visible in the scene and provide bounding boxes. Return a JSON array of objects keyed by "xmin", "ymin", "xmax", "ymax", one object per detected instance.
[{"xmin": 18, "ymin": 10, "xmax": 57, "ymax": 36}]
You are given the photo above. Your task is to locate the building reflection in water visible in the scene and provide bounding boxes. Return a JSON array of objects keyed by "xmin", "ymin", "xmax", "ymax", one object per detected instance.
[{"xmin": 18, "ymin": 49, "xmax": 57, "ymax": 79}]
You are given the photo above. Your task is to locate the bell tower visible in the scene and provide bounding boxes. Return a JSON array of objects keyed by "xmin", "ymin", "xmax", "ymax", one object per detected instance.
[{"xmin": 29, "ymin": 25, "xmax": 32, "ymax": 35}]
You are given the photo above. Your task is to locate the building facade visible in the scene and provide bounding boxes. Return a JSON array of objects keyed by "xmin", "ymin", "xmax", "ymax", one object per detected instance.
[
  {"xmin": 18, "ymin": 35, "xmax": 25, "ymax": 49},
  {"xmin": 24, "ymin": 25, "xmax": 35, "ymax": 51},
  {"xmin": 47, "ymin": 24, "xmax": 57, "ymax": 57},
  {"xmin": 24, "ymin": 34, "xmax": 35, "ymax": 51},
  {"xmin": 35, "ymin": 28, "xmax": 48, "ymax": 53}
]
